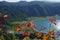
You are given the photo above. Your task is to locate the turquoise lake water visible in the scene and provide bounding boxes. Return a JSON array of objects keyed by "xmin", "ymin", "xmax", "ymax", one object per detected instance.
[{"xmin": 32, "ymin": 16, "xmax": 60, "ymax": 33}]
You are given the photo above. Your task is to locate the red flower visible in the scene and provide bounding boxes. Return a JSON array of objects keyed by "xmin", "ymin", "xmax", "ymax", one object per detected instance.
[
  {"xmin": 22, "ymin": 30, "xmax": 30, "ymax": 37},
  {"xmin": 51, "ymin": 31, "xmax": 54, "ymax": 35},
  {"xmin": 4, "ymin": 15, "xmax": 8, "ymax": 19},
  {"xmin": 0, "ymin": 21, "xmax": 3, "ymax": 25},
  {"xmin": 26, "ymin": 22, "xmax": 31, "ymax": 27}
]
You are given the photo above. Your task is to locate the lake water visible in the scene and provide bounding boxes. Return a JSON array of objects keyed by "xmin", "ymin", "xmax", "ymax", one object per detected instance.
[{"xmin": 32, "ymin": 16, "xmax": 60, "ymax": 33}]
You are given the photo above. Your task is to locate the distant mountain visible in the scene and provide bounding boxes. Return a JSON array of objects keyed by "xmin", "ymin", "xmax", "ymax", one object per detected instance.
[{"xmin": 0, "ymin": 1, "xmax": 60, "ymax": 20}]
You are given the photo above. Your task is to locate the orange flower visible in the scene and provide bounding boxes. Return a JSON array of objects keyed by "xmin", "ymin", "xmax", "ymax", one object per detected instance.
[
  {"xmin": 50, "ymin": 17, "xmax": 53, "ymax": 23},
  {"xmin": 35, "ymin": 32, "xmax": 40, "ymax": 37},
  {"xmin": 31, "ymin": 24, "xmax": 36, "ymax": 28},
  {"xmin": 49, "ymin": 17, "xmax": 56, "ymax": 25},
  {"xmin": 42, "ymin": 34, "xmax": 49, "ymax": 40},
  {"xmin": 16, "ymin": 27, "xmax": 22, "ymax": 32}
]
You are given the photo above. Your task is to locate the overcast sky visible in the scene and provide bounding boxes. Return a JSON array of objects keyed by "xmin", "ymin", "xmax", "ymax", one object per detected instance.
[{"xmin": 0, "ymin": 0, "xmax": 60, "ymax": 2}]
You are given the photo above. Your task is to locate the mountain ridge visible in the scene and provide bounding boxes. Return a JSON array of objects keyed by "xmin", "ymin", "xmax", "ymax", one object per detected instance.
[{"xmin": 0, "ymin": 1, "xmax": 60, "ymax": 20}]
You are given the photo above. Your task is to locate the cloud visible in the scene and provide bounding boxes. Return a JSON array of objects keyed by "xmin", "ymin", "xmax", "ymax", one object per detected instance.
[
  {"xmin": 45, "ymin": 0, "xmax": 60, "ymax": 2},
  {"xmin": 5, "ymin": 0, "xmax": 20, "ymax": 2},
  {"xmin": 34, "ymin": 0, "xmax": 44, "ymax": 1},
  {"xmin": 26, "ymin": 0, "xmax": 34, "ymax": 2},
  {"xmin": 0, "ymin": 0, "xmax": 4, "ymax": 1},
  {"xmin": 0, "ymin": 0, "xmax": 60, "ymax": 2}
]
